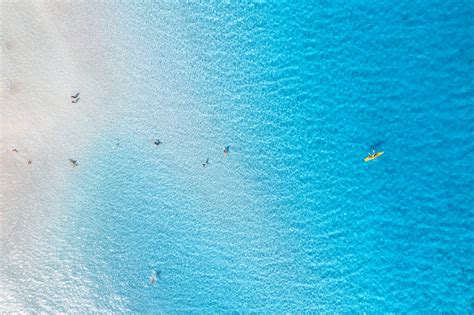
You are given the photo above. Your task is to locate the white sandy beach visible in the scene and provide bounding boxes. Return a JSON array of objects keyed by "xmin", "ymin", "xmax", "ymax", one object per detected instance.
[{"xmin": 1, "ymin": 1, "xmax": 127, "ymax": 311}]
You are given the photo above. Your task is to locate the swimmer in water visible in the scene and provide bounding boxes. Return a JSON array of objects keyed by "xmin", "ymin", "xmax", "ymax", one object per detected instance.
[
  {"xmin": 154, "ymin": 139, "xmax": 161, "ymax": 146},
  {"xmin": 203, "ymin": 157, "xmax": 209, "ymax": 167},
  {"xmin": 223, "ymin": 145, "xmax": 230, "ymax": 156},
  {"xmin": 149, "ymin": 270, "xmax": 160, "ymax": 285},
  {"xmin": 149, "ymin": 271, "xmax": 157, "ymax": 284}
]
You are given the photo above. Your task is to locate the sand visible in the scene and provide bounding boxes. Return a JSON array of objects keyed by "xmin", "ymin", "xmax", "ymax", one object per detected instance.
[
  {"xmin": 2, "ymin": 0, "xmax": 86, "ymax": 242},
  {"xmin": 0, "ymin": 1, "xmax": 125, "ymax": 311}
]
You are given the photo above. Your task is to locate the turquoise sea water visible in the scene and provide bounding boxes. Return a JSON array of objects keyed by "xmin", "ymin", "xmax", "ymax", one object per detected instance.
[{"xmin": 18, "ymin": 1, "xmax": 474, "ymax": 313}]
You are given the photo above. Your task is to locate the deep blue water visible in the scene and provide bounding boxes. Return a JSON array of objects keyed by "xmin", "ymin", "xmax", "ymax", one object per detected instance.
[{"xmin": 64, "ymin": 1, "xmax": 473, "ymax": 312}]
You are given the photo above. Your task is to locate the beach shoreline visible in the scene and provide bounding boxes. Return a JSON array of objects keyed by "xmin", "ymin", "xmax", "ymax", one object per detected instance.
[
  {"xmin": 1, "ymin": 1, "xmax": 472, "ymax": 313},
  {"xmin": 0, "ymin": 1, "xmax": 125, "ymax": 311}
]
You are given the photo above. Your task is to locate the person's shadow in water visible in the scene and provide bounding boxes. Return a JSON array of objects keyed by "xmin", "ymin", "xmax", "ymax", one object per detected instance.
[{"xmin": 370, "ymin": 140, "xmax": 385, "ymax": 151}]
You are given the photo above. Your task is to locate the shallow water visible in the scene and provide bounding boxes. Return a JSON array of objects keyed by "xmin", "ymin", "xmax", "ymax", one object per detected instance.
[{"xmin": 4, "ymin": 1, "xmax": 474, "ymax": 312}]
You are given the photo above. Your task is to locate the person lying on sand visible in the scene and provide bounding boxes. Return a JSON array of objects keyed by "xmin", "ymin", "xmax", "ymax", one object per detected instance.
[{"xmin": 69, "ymin": 159, "xmax": 78, "ymax": 167}]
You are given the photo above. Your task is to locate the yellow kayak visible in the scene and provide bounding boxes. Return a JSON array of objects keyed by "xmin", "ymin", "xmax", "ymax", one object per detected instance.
[{"xmin": 364, "ymin": 151, "xmax": 384, "ymax": 162}]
